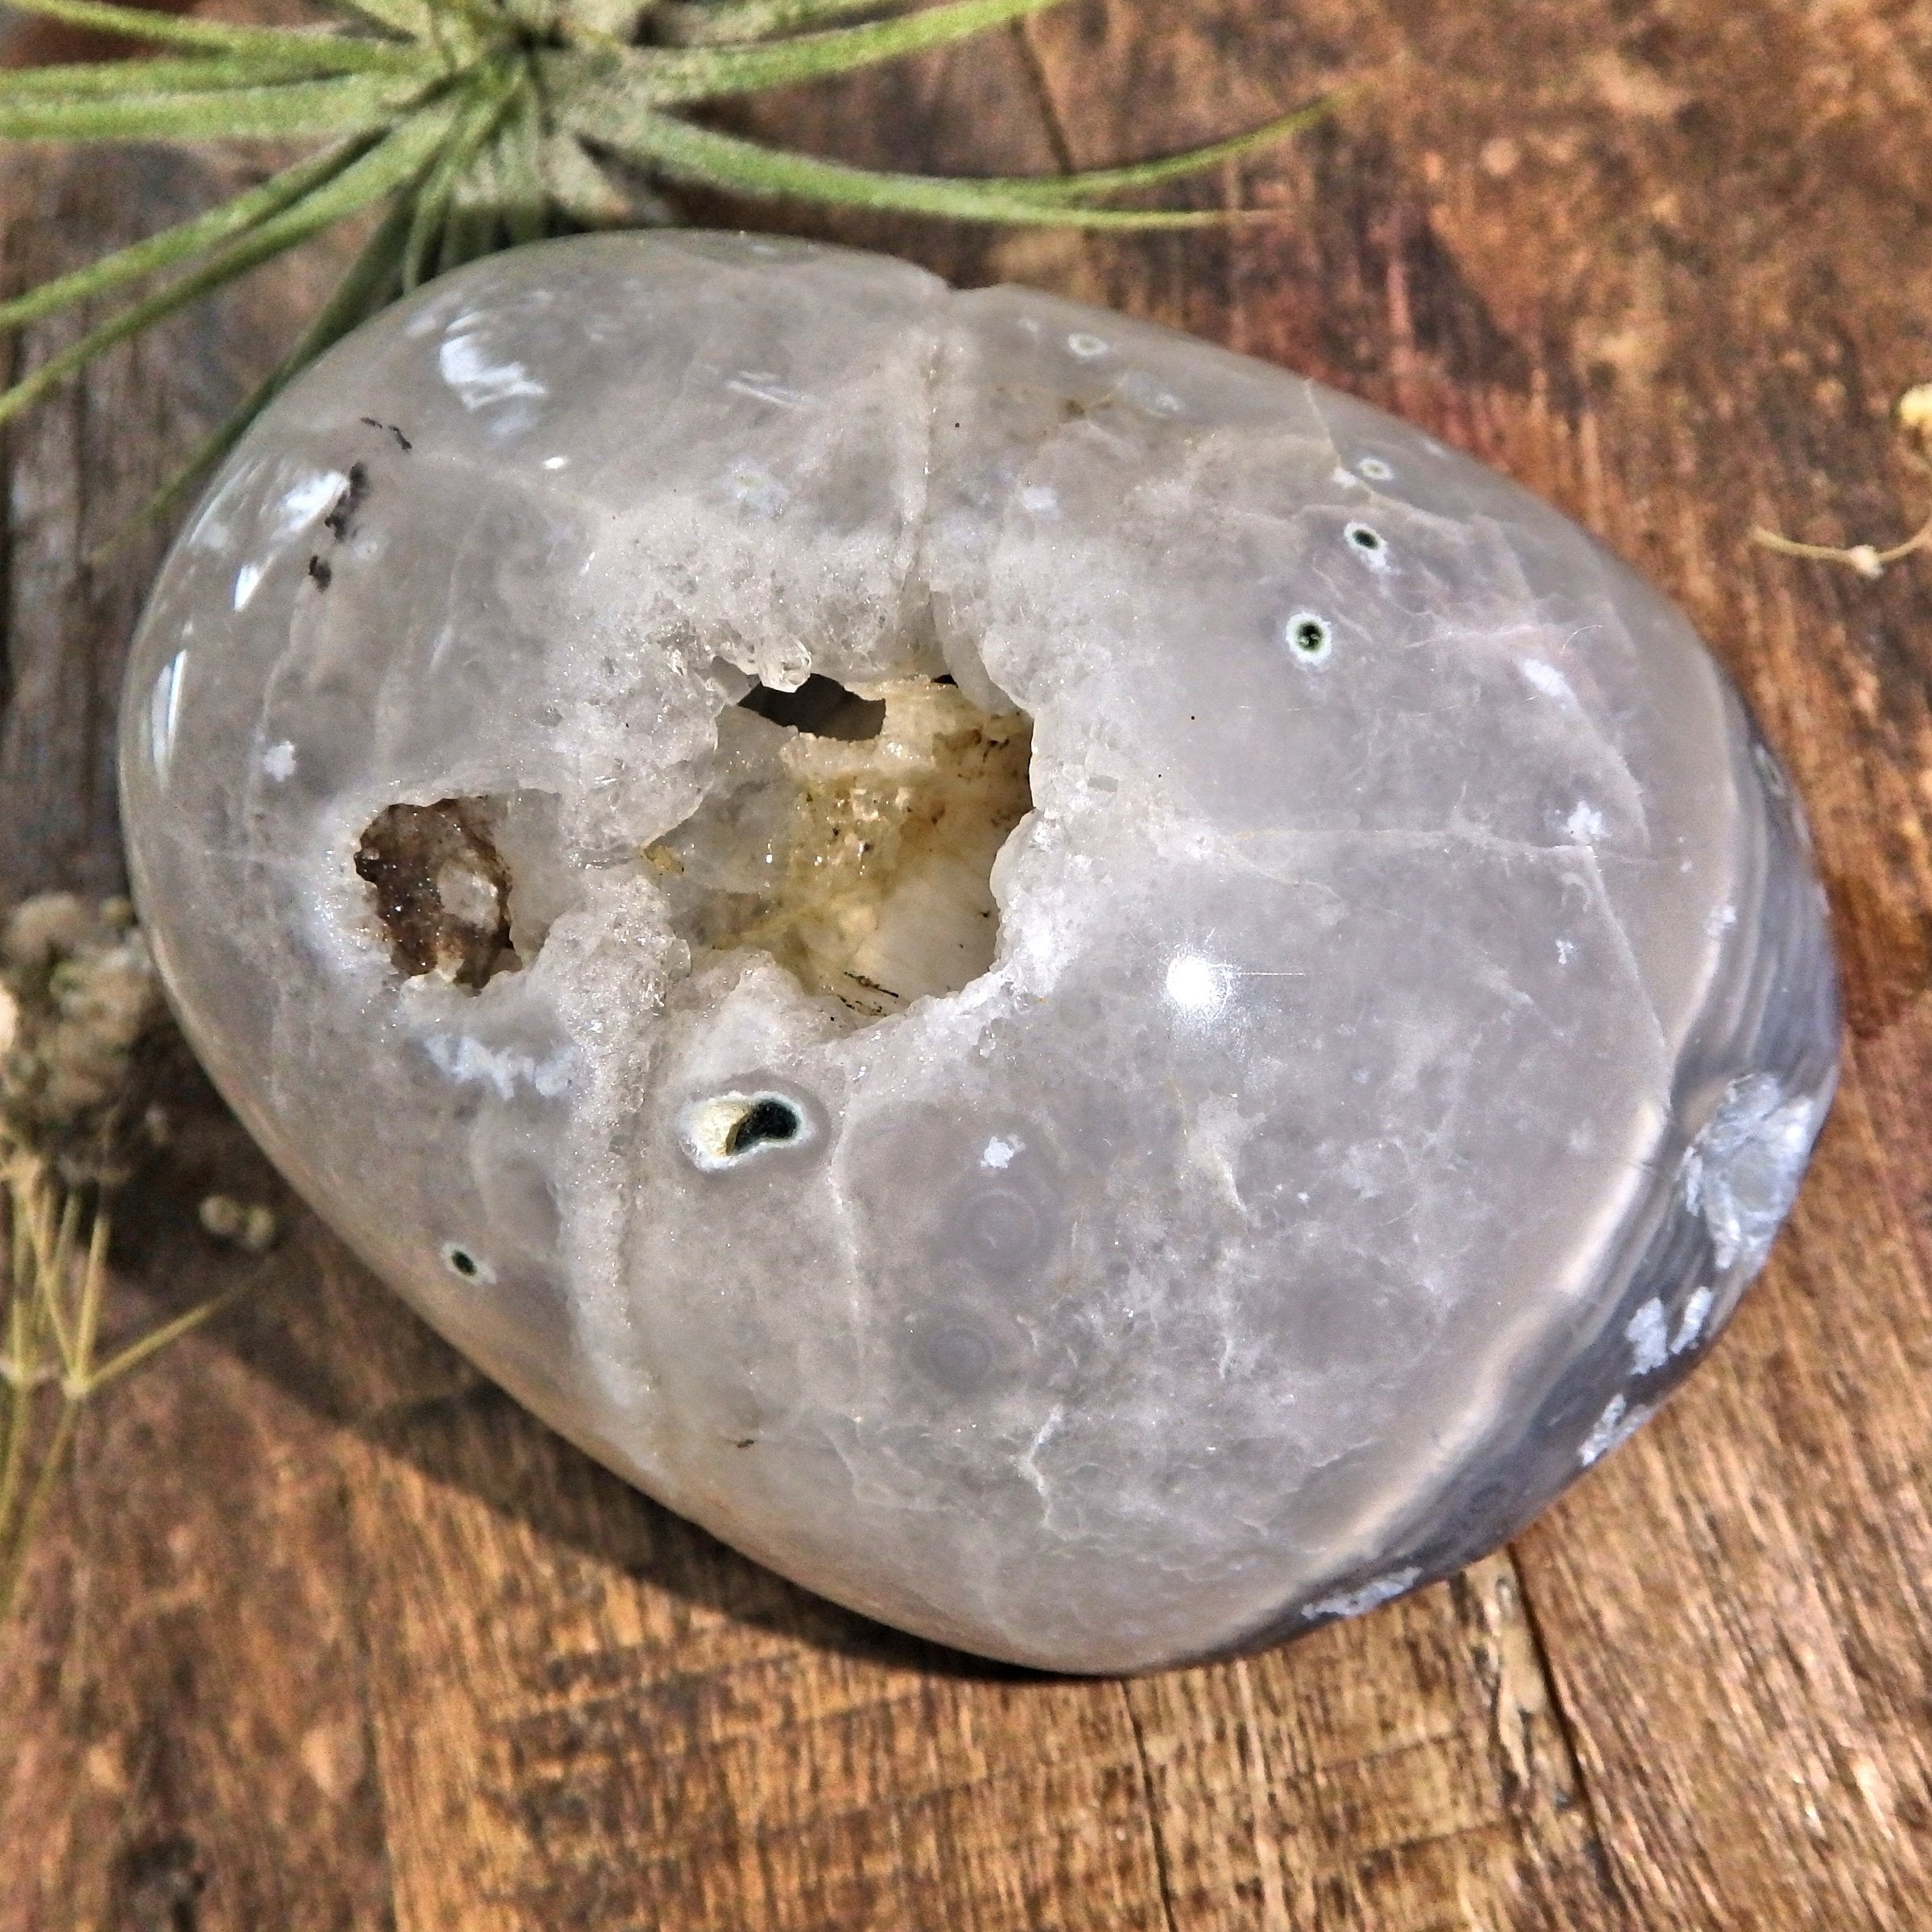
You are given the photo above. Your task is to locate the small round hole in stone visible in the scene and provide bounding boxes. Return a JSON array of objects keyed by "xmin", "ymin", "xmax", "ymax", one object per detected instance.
[
  {"xmin": 442, "ymin": 1242, "xmax": 490, "ymax": 1282},
  {"xmin": 727, "ymin": 1097, "xmax": 802, "ymax": 1156},
  {"xmin": 681, "ymin": 1090, "xmax": 817, "ymax": 1170},
  {"xmin": 1287, "ymin": 613, "xmax": 1333, "ymax": 663}
]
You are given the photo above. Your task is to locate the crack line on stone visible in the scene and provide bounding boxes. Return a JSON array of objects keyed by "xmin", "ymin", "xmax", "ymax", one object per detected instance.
[
  {"xmin": 906, "ymin": 295, "xmax": 948, "ymax": 675},
  {"xmin": 1575, "ymin": 842, "xmax": 1670, "ymax": 1067},
  {"xmin": 1470, "ymin": 510, "xmax": 1652, "ymax": 838}
]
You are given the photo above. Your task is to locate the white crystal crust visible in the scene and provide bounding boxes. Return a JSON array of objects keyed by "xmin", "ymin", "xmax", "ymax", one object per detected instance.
[{"xmin": 120, "ymin": 234, "xmax": 1839, "ymax": 1672}]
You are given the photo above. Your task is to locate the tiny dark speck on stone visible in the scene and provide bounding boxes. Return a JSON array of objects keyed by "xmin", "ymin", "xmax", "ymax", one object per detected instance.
[
  {"xmin": 324, "ymin": 461, "xmax": 370, "ymax": 540},
  {"xmin": 733, "ymin": 1437, "xmax": 756, "ymax": 1448},
  {"xmin": 361, "ymin": 416, "xmax": 413, "ymax": 452},
  {"xmin": 307, "ymin": 555, "xmax": 332, "ymax": 590}
]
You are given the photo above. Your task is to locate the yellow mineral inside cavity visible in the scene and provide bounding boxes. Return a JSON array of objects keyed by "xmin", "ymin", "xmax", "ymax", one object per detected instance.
[{"xmin": 665, "ymin": 677, "xmax": 1032, "ymax": 1021}]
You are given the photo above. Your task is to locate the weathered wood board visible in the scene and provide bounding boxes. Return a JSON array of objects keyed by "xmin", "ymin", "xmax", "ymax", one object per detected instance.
[{"xmin": 3, "ymin": 2, "xmax": 1930, "ymax": 1926}]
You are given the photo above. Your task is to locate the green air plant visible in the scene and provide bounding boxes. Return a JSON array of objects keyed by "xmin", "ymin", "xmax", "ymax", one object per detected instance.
[{"xmin": 0, "ymin": 0, "xmax": 1330, "ymax": 507}]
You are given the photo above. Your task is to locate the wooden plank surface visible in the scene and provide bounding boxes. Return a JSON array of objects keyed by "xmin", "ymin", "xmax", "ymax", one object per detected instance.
[{"xmin": 3, "ymin": 2, "xmax": 1930, "ymax": 1926}]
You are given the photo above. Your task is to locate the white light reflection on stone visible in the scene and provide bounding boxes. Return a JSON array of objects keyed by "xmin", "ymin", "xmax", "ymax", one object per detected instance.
[{"xmin": 1165, "ymin": 954, "xmax": 1230, "ymax": 1013}]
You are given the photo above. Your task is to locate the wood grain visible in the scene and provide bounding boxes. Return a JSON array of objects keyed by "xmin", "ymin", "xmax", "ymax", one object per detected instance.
[{"xmin": 3, "ymin": 2, "xmax": 1930, "ymax": 1926}]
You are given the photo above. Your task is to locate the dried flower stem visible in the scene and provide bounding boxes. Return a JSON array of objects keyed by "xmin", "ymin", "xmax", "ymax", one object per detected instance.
[
  {"xmin": 0, "ymin": 895, "xmax": 259, "ymax": 1627},
  {"xmin": 0, "ymin": 1158, "xmax": 105, "ymax": 1623},
  {"xmin": 0, "ymin": 1156, "xmax": 254, "ymax": 1624},
  {"xmin": 1752, "ymin": 382, "xmax": 1932, "ymax": 580},
  {"xmin": 1750, "ymin": 510, "xmax": 1932, "ymax": 580}
]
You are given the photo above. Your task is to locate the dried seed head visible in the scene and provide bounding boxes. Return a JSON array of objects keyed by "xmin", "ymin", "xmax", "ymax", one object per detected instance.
[
  {"xmin": 0, "ymin": 894, "xmax": 171, "ymax": 1187},
  {"xmin": 199, "ymin": 1194, "xmax": 279, "ymax": 1253},
  {"xmin": 1896, "ymin": 382, "xmax": 1932, "ymax": 445}
]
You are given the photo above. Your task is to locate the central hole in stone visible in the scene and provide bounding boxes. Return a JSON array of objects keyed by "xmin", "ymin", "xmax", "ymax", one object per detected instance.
[{"xmin": 655, "ymin": 672, "xmax": 1034, "ymax": 1023}]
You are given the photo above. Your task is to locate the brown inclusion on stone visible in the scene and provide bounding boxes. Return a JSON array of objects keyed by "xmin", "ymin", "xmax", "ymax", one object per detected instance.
[{"xmin": 356, "ymin": 799, "xmax": 518, "ymax": 989}]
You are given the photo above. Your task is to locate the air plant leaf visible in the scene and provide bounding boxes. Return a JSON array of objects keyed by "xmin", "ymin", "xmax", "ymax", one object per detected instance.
[
  {"xmin": 0, "ymin": 0, "xmax": 1340, "ymax": 547},
  {"xmin": 967, "ymin": 100, "xmax": 1339, "ymax": 204},
  {"xmin": 401, "ymin": 73, "xmax": 519, "ymax": 285},
  {"xmin": 538, "ymin": 119, "xmax": 663, "ymax": 225},
  {"xmin": 0, "ymin": 140, "xmax": 363, "ymax": 332},
  {"xmin": 0, "ymin": 72, "xmax": 427, "ymax": 142},
  {"xmin": 565, "ymin": 93, "xmax": 1309, "ymax": 226},
  {"xmin": 0, "ymin": 56, "xmax": 383, "ymax": 97},
  {"xmin": 655, "ymin": 0, "xmax": 907, "ymax": 48},
  {"xmin": 332, "ymin": 0, "xmax": 440, "ymax": 35},
  {"xmin": 0, "ymin": 0, "xmax": 440, "ymax": 73},
  {"xmin": 0, "ymin": 97, "xmax": 459, "ymax": 432},
  {"xmin": 493, "ymin": 85, "xmax": 553, "ymax": 245},
  {"xmin": 605, "ymin": 0, "xmax": 1064, "ymax": 105}
]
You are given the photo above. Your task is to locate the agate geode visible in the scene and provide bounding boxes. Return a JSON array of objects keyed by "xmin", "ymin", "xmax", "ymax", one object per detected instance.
[{"xmin": 118, "ymin": 233, "xmax": 1839, "ymax": 1672}]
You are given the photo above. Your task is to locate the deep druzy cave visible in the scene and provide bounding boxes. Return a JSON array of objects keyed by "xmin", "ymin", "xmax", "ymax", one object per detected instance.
[
  {"xmin": 655, "ymin": 674, "xmax": 1034, "ymax": 1023},
  {"xmin": 119, "ymin": 233, "xmax": 1839, "ymax": 1673}
]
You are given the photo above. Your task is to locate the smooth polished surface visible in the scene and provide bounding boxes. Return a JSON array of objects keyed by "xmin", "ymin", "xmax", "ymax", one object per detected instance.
[{"xmin": 119, "ymin": 233, "xmax": 1836, "ymax": 1671}]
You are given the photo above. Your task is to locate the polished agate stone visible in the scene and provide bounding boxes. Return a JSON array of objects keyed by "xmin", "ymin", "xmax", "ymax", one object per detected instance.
[{"xmin": 118, "ymin": 233, "xmax": 1839, "ymax": 1672}]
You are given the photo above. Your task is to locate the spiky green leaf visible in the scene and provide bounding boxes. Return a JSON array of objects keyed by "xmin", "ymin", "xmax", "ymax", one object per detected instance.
[
  {"xmin": 328, "ymin": 0, "xmax": 438, "ymax": 36},
  {"xmin": 655, "ymin": 0, "xmax": 913, "ymax": 47},
  {"xmin": 494, "ymin": 88, "xmax": 552, "ymax": 246},
  {"xmin": 0, "ymin": 73, "xmax": 424, "ymax": 144},
  {"xmin": 0, "ymin": 98, "xmax": 458, "ymax": 432},
  {"xmin": 0, "ymin": 138, "xmax": 366, "ymax": 333},
  {"xmin": 0, "ymin": 59, "xmax": 270, "ymax": 100},
  {"xmin": 0, "ymin": 56, "xmax": 424, "ymax": 100},
  {"xmin": 538, "ymin": 130, "xmax": 658, "ymax": 227},
  {"xmin": 402, "ymin": 101, "xmax": 498, "ymax": 282},
  {"xmin": 567, "ymin": 101, "xmax": 1262, "ymax": 225},
  {"xmin": 402, "ymin": 81, "xmax": 514, "ymax": 287},
  {"xmin": 0, "ymin": 0, "xmax": 436, "ymax": 74},
  {"xmin": 588, "ymin": 0, "xmax": 1070, "ymax": 106},
  {"xmin": 983, "ymin": 100, "xmax": 1335, "ymax": 204}
]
